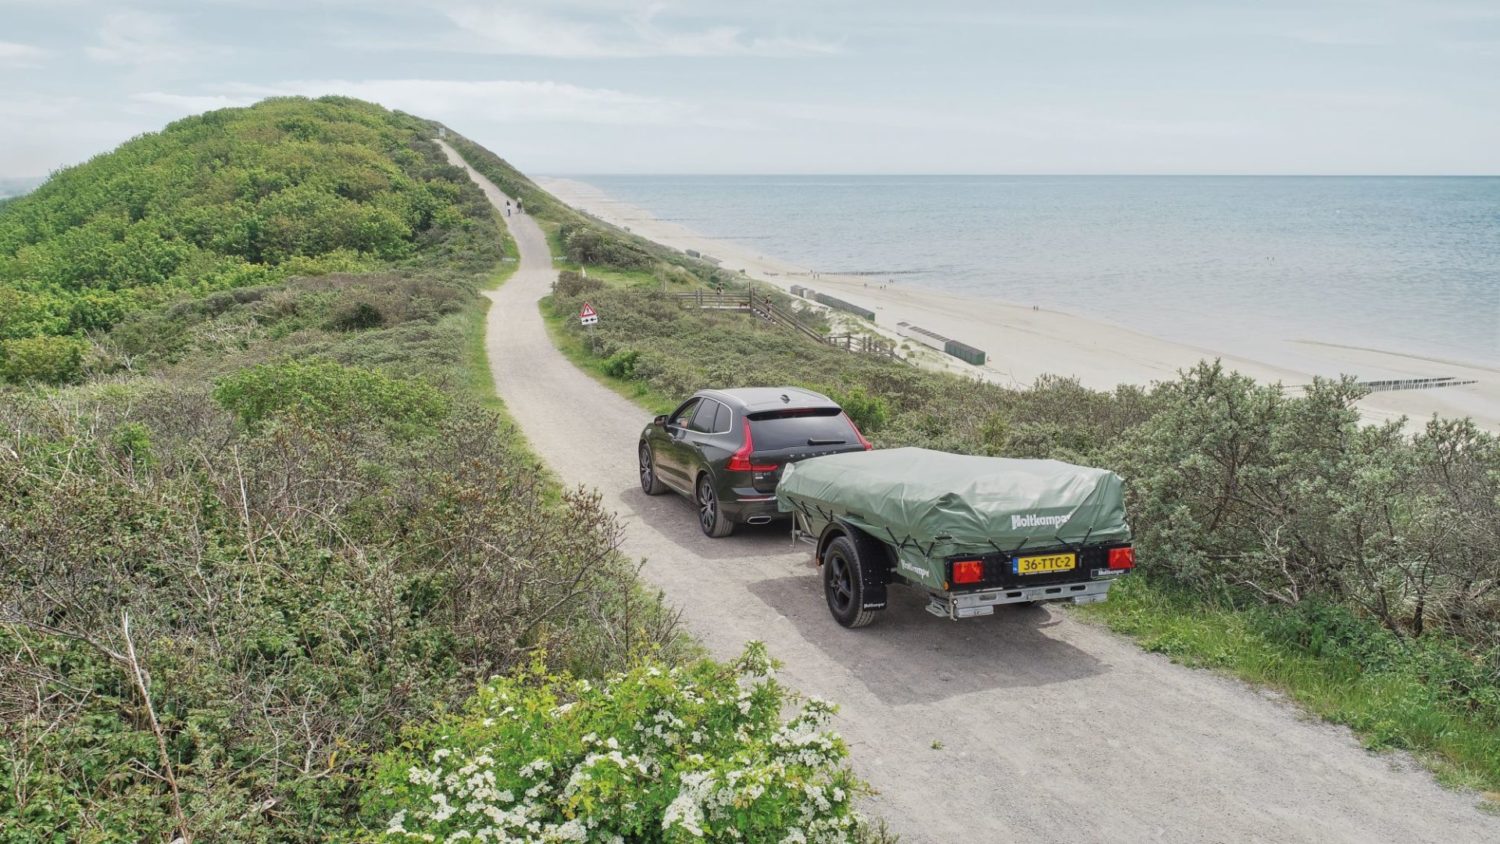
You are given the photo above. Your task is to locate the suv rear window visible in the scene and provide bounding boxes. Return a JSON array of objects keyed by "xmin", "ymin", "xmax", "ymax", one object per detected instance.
[{"xmin": 746, "ymin": 408, "xmax": 855, "ymax": 450}]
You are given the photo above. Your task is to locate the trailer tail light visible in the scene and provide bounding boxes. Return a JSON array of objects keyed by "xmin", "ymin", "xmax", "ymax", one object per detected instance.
[
  {"xmin": 951, "ymin": 559, "xmax": 984, "ymax": 584},
  {"xmin": 843, "ymin": 413, "xmax": 873, "ymax": 450},
  {"xmin": 727, "ymin": 421, "xmax": 778, "ymax": 472},
  {"xmin": 1108, "ymin": 547, "xmax": 1136, "ymax": 570}
]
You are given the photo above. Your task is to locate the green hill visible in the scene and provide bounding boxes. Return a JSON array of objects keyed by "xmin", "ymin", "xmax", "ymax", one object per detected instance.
[
  {"xmin": 0, "ymin": 96, "xmax": 493, "ymax": 382},
  {"xmin": 0, "ymin": 99, "xmax": 691, "ymax": 842}
]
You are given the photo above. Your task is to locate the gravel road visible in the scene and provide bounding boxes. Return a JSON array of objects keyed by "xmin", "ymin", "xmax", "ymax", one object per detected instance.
[{"xmin": 437, "ymin": 140, "xmax": 1498, "ymax": 844}]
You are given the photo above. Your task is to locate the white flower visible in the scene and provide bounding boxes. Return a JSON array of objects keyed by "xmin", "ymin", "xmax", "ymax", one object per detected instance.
[
  {"xmin": 519, "ymin": 758, "xmax": 552, "ymax": 778},
  {"xmin": 385, "ymin": 808, "xmax": 407, "ymax": 834},
  {"xmin": 662, "ymin": 771, "xmax": 712, "ymax": 837},
  {"xmin": 549, "ymin": 818, "xmax": 588, "ymax": 842},
  {"xmin": 428, "ymin": 792, "xmax": 456, "ymax": 822}
]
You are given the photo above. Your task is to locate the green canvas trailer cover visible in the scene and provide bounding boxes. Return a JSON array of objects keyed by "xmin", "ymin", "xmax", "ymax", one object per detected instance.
[{"xmin": 777, "ymin": 447, "xmax": 1129, "ymax": 558}]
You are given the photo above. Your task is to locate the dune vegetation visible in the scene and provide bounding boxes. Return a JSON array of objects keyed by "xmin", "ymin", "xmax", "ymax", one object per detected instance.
[
  {"xmin": 0, "ymin": 96, "xmax": 488, "ymax": 384},
  {"xmin": 0, "ymin": 99, "xmax": 884, "ymax": 843}
]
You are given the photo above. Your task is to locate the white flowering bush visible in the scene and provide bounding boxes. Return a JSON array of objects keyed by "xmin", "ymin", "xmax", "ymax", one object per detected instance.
[{"xmin": 365, "ymin": 643, "xmax": 870, "ymax": 842}]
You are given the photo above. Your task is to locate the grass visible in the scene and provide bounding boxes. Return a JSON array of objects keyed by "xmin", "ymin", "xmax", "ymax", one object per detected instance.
[
  {"xmin": 539, "ymin": 294, "xmax": 678, "ymax": 416},
  {"xmin": 1078, "ymin": 577, "xmax": 1500, "ymax": 799}
]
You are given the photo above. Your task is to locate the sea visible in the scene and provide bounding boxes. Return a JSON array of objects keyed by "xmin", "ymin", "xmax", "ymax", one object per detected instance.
[{"xmin": 567, "ymin": 175, "xmax": 1500, "ymax": 374}]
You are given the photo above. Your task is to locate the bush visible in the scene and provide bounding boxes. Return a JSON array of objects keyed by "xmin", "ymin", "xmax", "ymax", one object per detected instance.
[
  {"xmin": 1, "ymin": 334, "xmax": 86, "ymax": 383},
  {"xmin": 327, "ymin": 298, "xmax": 386, "ymax": 331},
  {"xmin": 560, "ymin": 224, "xmax": 653, "ymax": 270},
  {"xmin": 827, "ymin": 386, "xmax": 889, "ymax": 434},
  {"xmin": 367, "ymin": 643, "xmax": 868, "ymax": 842},
  {"xmin": 213, "ymin": 358, "xmax": 450, "ymax": 434},
  {"xmin": 1109, "ymin": 362, "xmax": 1500, "ymax": 645},
  {"xmin": 603, "ymin": 349, "xmax": 640, "ymax": 379},
  {"xmin": 556, "ymin": 269, "xmax": 605, "ymax": 298},
  {"xmin": 2, "ymin": 363, "xmax": 683, "ymax": 839}
]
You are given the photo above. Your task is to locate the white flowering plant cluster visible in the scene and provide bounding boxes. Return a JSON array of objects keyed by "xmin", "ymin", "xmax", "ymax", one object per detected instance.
[{"xmin": 366, "ymin": 642, "xmax": 871, "ymax": 842}]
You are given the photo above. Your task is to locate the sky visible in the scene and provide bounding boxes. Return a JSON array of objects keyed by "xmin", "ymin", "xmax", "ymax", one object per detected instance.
[{"xmin": 2, "ymin": 0, "xmax": 1499, "ymax": 177}]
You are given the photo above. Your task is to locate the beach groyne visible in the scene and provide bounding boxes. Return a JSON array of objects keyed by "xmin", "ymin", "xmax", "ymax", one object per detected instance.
[{"xmin": 1356, "ymin": 376, "xmax": 1479, "ymax": 393}]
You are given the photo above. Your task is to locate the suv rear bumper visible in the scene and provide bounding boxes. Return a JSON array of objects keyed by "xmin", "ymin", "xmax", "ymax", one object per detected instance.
[{"xmin": 723, "ymin": 489, "xmax": 782, "ymax": 525}]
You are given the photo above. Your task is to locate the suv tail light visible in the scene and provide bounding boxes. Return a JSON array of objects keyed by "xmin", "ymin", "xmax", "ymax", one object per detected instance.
[
  {"xmin": 844, "ymin": 413, "xmax": 873, "ymax": 450},
  {"xmin": 1108, "ymin": 547, "xmax": 1135, "ymax": 570},
  {"xmin": 951, "ymin": 559, "xmax": 984, "ymax": 584},
  {"xmin": 727, "ymin": 421, "xmax": 778, "ymax": 472}
]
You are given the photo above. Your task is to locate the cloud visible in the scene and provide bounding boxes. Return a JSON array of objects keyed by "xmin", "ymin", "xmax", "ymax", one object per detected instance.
[
  {"xmin": 131, "ymin": 92, "xmax": 258, "ymax": 112},
  {"xmin": 0, "ymin": 41, "xmax": 49, "ymax": 68},
  {"xmin": 86, "ymin": 11, "xmax": 215, "ymax": 65},
  {"xmin": 438, "ymin": 1, "xmax": 841, "ymax": 58},
  {"xmin": 134, "ymin": 78, "xmax": 704, "ymax": 126},
  {"xmin": 0, "ymin": 93, "xmax": 84, "ymax": 121}
]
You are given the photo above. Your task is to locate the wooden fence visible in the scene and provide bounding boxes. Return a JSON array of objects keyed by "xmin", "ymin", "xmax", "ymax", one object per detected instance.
[{"xmin": 672, "ymin": 289, "xmax": 902, "ymax": 362}]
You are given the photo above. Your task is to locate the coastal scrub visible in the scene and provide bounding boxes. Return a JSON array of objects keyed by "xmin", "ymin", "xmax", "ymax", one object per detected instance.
[{"xmin": 367, "ymin": 643, "xmax": 870, "ymax": 843}]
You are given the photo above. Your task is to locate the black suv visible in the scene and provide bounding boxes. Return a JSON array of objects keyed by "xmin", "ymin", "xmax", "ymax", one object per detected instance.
[{"xmin": 638, "ymin": 387, "xmax": 871, "ymax": 537}]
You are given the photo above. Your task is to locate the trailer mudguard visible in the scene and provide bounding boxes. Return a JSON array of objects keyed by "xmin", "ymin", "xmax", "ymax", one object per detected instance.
[{"xmin": 818, "ymin": 520, "xmax": 890, "ymax": 610}]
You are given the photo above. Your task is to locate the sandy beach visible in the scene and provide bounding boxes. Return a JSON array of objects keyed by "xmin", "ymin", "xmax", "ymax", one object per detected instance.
[{"xmin": 538, "ymin": 177, "xmax": 1499, "ymax": 431}]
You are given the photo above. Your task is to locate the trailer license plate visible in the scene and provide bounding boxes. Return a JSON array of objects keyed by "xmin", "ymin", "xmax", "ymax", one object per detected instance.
[{"xmin": 1015, "ymin": 553, "xmax": 1077, "ymax": 575}]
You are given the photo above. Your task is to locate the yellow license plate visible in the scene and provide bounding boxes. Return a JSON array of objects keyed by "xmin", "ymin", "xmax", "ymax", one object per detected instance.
[{"xmin": 1015, "ymin": 552, "xmax": 1077, "ymax": 575}]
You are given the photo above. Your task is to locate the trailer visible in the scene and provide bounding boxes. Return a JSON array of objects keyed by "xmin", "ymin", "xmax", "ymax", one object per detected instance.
[{"xmin": 776, "ymin": 447, "xmax": 1134, "ymax": 627}]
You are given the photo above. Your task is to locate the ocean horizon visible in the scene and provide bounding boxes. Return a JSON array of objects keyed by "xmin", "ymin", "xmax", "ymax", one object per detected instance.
[{"xmin": 557, "ymin": 174, "xmax": 1500, "ymax": 374}]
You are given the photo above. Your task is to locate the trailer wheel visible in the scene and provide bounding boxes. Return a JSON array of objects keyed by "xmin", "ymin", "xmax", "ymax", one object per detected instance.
[{"xmin": 823, "ymin": 535, "xmax": 879, "ymax": 628}]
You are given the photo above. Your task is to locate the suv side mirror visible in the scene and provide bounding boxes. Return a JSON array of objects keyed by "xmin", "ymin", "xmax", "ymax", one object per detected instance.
[{"xmin": 653, "ymin": 414, "xmax": 668, "ymax": 427}]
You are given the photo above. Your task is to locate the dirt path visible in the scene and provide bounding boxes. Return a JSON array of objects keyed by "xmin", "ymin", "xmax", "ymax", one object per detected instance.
[{"xmin": 437, "ymin": 141, "xmax": 1498, "ymax": 844}]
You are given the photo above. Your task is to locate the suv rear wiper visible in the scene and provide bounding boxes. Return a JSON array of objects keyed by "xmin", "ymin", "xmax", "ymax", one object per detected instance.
[{"xmin": 807, "ymin": 438, "xmax": 847, "ymax": 445}]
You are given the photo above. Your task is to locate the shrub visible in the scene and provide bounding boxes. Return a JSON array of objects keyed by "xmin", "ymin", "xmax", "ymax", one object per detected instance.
[
  {"xmin": 560, "ymin": 224, "xmax": 653, "ymax": 270},
  {"xmin": 603, "ymin": 349, "xmax": 640, "ymax": 379},
  {"xmin": 366, "ymin": 643, "xmax": 869, "ymax": 842},
  {"xmin": 109, "ymin": 420, "xmax": 155, "ymax": 467},
  {"xmin": 2, "ymin": 373, "xmax": 683, "ymax": 840},
  {"xmin": 213, "ymin": 358, "xmax": 450, "ymax": 434},
  {"xmin": 327, "ymin": 298, "xmax": 386, "ymax": 331},
  {"xmin": 1, "ymin": 334, "xmax": 86, "ymax": 383},
  {"xmin": 556, "ymin": 269, "xmax": 605, "ymax": 298},
  {"xmin": 827, "ymin": 386, "xmax": 889, "ymax": 434}
]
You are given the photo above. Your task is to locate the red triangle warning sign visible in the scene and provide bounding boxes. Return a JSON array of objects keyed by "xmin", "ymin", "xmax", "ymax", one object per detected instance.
[{"xmin": 579, "ymin": 303, "xmax": 596, "ymax": 318}]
